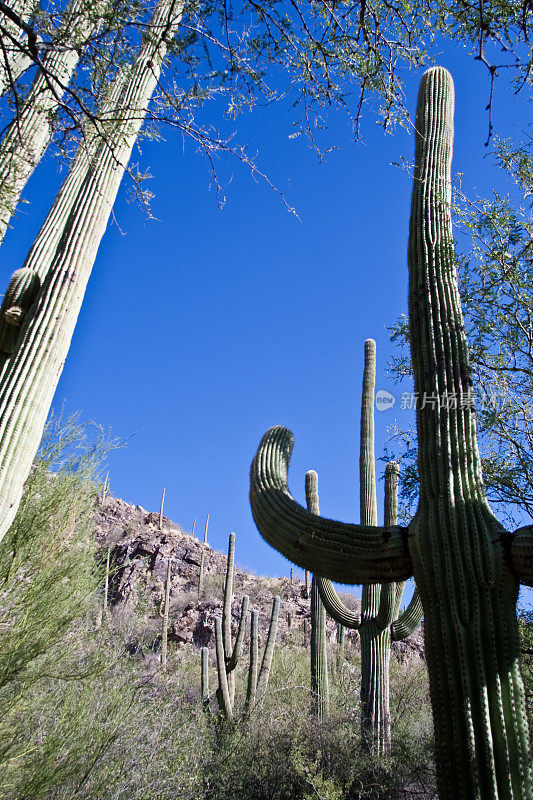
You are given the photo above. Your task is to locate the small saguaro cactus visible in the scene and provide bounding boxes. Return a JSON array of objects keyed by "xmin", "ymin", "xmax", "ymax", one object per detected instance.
[
  {"xmin": 214, "ymin": 532, "xmax": 249, "ymax": 718},
  {"xmin": 159, "ymin": 557, "xmax": 173, "ymax": 669},
  {"xmin": 201, "ymin": 647, "xmax": 210, "ymax": 712},
  {"xmin": 214, "ymin": 532, "xmax": 280, "ymax": 718},
  {"xmin": 158, "ymin": 488, "xmax": 166, "ymax": 531},
  {"xmin": 305, "ymin": 470, "xmax": 329, "ymax": 720},
  {"xmin": 198, "ymin": 550, "xmax": 205, "ymax": 598},
  {"xmin": 255, "ymin": 595, "xmax": 281, "ymax": 702},
  {"xmin": 249, "ymin": 67, "xmax": 533, "ymax": 799}
]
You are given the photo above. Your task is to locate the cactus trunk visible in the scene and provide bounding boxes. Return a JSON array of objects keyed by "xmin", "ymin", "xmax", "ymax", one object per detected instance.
[
  {"xmin": 406, "ymin": 67, "xmax": 531, "ymax": 800},
  {"xmin": 0, "ymin": 0, "xmax": 104, "ymax": 243},
  {"xmin": 0, "ymin": 0, "xmax": 34, "ymax": 96},
  {"xmin": 358, "ymin": 339, "xmax": 391, "ymax": 753},
  {"xmin": 0, "ymin": 0, "xmax": 183, "ymax": 544},
  {"xmin": 306, "ymin": 470, "xmax": 329, "ymax": 719}
]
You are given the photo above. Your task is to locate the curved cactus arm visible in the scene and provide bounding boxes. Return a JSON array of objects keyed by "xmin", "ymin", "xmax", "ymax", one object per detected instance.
[
  {"xmin": 390, "ymin": 589, "xmax": 424, "ymax": 641},
  {"xmin": 244, "ymin": 608, "xmax": 259, "ymax": 711},
  {"xmin": 250, "ymin": 426, "xmax": 412, "ymax": 583},
  {"xmin": 317, "ymin": 577, "xmax": 361, "ymax": 629},
  {"xmin": 227, "ymin": 595, "xmax": 249, "ymax": 671},
  {"xmin": 374, "ymin": 582, "xmax": 398, "ymax": 631},
  {"xmin": 256, "ymin": 595, "xmax": 280, "ymax": 701},
  {"xmin": 509, "ymin": 525, "xmax": 533, "ymax": 587},
  {"xmin": 214, "ymin": 617, "xmax": 233, "ymax": 719}
]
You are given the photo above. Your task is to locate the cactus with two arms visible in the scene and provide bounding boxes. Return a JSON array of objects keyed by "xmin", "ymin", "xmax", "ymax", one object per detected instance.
[
  {"xmin": 317, "ymin": 337, "xmax": 423, "ymax": 752},
  {"xmin": 249, "ymin": 67, "xmax": 533, "ymax": 800}
]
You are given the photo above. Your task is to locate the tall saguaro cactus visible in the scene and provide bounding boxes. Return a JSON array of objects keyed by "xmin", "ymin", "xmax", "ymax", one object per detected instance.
[
  {"xmin": 0, "ymin": 0, "xmax": 183, "ymax": 544},
  {"xmin": 305, "ymin": 470, "xmax": 329, "ymax": 719},
  {"xmin": 317, "ymin": 339, "xmax": 422, "ymax": 752},
  {"xmin": 249, "ymin": 67, "xmax": 533, "ymax": 799}
]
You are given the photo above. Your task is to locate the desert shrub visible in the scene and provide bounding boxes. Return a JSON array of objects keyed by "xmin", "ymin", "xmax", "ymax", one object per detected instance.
[{"xmin": 0, "ymin": 414, "xmax": 116, "ymax": 798}]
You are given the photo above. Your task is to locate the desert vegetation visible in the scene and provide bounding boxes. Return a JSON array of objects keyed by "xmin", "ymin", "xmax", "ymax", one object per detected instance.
[{"xmin": 0, "ymin": 2, "xmax": 531, "ymax": 796}]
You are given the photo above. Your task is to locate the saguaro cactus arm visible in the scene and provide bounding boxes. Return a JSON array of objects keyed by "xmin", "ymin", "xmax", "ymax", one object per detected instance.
[
  {"xmin": 214, "ymin": 617, "xmax": 232, "ymax": 719},
  {"xmin": 226, "ymin": 595, "xmax": 249, "ymax": 671},
  {"xmin": 390, "ymin": 591, "xmax": 424, "ymax": 641},
  {"xmin": 250, "ymin": 426, "xmax": 412, "ymax": 583},
  {"xmin": 510, "ymin": 526, "xmax": 533, "ymax": 587},
  {"xmin": 317, "ymin": 577, "xmax": 361, "ymax": 628},
  {"xmin": 245, "ymin": 608, "xmax": 259, "ymax": 710}
]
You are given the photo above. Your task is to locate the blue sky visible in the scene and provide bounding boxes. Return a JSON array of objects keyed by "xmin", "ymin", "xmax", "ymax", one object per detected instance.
[{"xmin": 2, "ymin": 37, "xmax": 531, "ymax": 606}]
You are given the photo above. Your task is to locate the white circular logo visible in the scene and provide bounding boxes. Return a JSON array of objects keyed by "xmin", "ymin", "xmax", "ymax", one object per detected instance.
[{"xmin": 375, "ymin": 389, "xmax": 396, "ymax": 411}]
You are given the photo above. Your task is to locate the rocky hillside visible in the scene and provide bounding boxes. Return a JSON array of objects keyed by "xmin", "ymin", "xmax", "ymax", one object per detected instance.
[{"xmin": 95, "ymin": 496, "xmax": 424, "ymax": 659}]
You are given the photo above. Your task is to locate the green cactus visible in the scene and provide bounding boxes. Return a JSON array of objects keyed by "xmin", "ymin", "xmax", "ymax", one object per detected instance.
[
  {"xmin": 305, "ymin": 470, "xmax": 329, "ymax": 719},
  {"xmin": 0, "ymin": 0, "xmax": 183, "ymax": 545},
  {"xmin": 317, "ymin": 339, "xmax": 422, "ymax": 752},
  {"xmin": 214, "ymin": 532, "xmax": 249, "ymax": 716},
  {"xmin": 336, "ymin": 623, "xmax": 345, "ymax": 672},
  {"xmin": 198, "ymin": 550, "xmax": 205, "ymax": 598},
  {"xmin": 254, "ymin": 594, "xmax": 280, "ymax": 703},
  {"xmin": 245, "ymin": 609, "xmax": 259, "ymax": 711},
  {"xmin": 201, "ymin": 646, "xmax": 210, "ymax": 712},
  {"xmin": 214, "ymin": 532, "xmax": 280, "ymax": 717},
  {"xmin": 159, "ymin": 557, "xmax": 172, "ymax": 669},
  {"xmin": 249, "ymin": 66, "xmax": 533, "ymax": 799}
]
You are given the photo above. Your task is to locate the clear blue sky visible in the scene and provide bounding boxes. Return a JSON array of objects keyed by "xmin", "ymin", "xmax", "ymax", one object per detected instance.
[{"xmin": 2, "ymin": 37, "xmax": 531, "ymax": 606}]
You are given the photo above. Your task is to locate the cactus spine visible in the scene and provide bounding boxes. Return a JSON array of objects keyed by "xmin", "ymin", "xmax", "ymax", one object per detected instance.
[
  {"xmin": 0, "ymin": 0, "xmax": 184, "ymax": 544},
  {"xmin": 250, "ymin": 67, "xmax": 533, "ymax": 799},
  {"xmin": 306, "ymin": 470, "xmax": 329, "ymax": 719}
]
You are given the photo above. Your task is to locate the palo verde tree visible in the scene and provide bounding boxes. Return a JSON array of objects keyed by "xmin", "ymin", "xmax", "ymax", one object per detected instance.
[{"xmin": 249, "ymin": 67, "xmax": 533, "ymax": 800}]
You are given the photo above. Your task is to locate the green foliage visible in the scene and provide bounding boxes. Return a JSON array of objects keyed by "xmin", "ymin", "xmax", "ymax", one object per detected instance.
[{"xmin": 0, "ymin": 412, "xmax": 117, "ymax": 797}]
